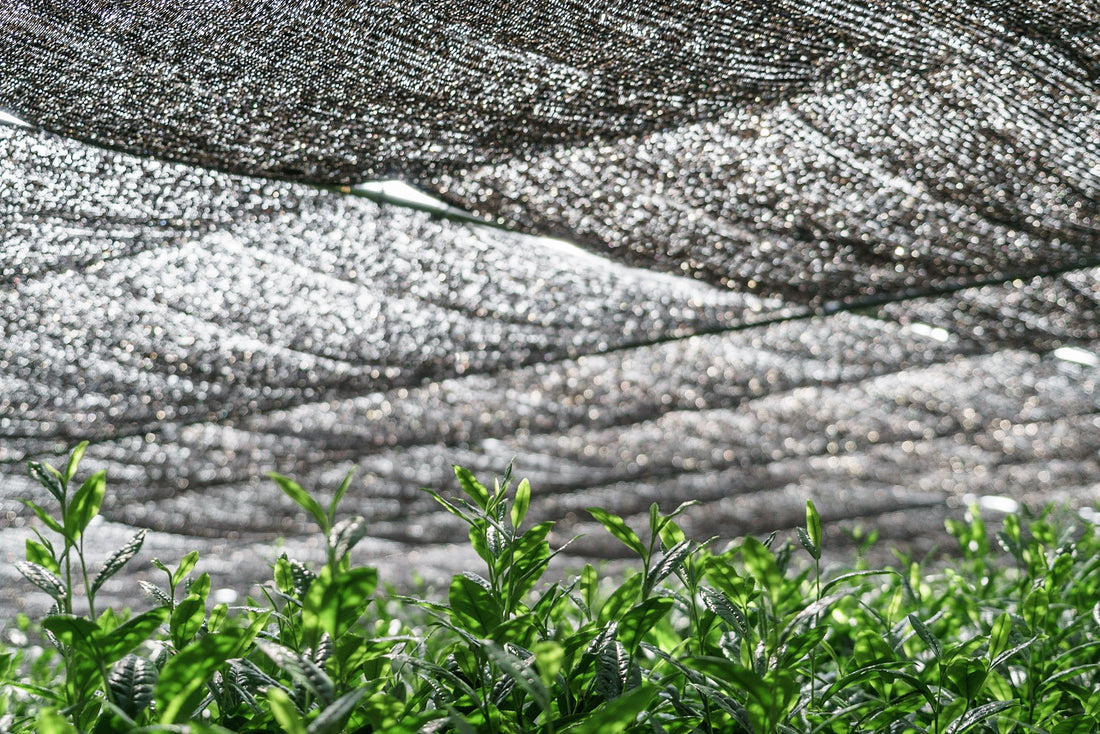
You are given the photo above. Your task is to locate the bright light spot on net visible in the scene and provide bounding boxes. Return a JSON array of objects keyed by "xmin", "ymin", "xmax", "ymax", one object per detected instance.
[
  {"xmin": 355, "ymin": 180, "xmax": 452, "ymax": 212},
  {"xmin": 1078, "ymin": 507, "xmax": 1100, "ymax": 524},
  {"xmin": 533, "ymin": 235, "xmax": 732, "ymax": 297},
  {"xmin": 962, "ymin": 493, "xmax": 1020, "ymax": 514},
  {"xmin": 910, "ymin": 322, "xmax": 950, "ymax": 342},
  {"xmin": 213, "ymin": 588, "xmax": 239, "ymax": 604},
  {"xmin": 0, "ymin": 109, "xmax": 31, "ymax": 128},
  {"xmin": 1052, "ymin": 347, "xmax": 1099, "ymax": 367},
  {"xmin": 535, "ymin": 235, "xmax": 618, "ymax": 266}
]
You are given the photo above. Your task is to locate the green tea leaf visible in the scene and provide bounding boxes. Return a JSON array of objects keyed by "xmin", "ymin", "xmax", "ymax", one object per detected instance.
[
  {"xmin": 1022, "ymin": 586, "xmax": 1049, "ymax": 631},
  {"xmin": 806, "ymin": 499, "xmax": 823, "ymax": 550},
  {"xmin": 393, "ymin": 654, "xmax": 482, "ymax": 708},
  {"xmin": 991, "ymin": 636, "xmax": 1039, "ymax": 669},
  {"xmin": 1049, "ymin": 716, "xmax": 1100, "ymax": 734},
  {"xmin": 91, "ymin": 529, "xmax": 146, "ymax": 596},
  {"xmin": 780, "ymin": 627, "xmax": 829, "ymax": 666},
  {"xmin": 821, "ymin": 569, "xmax": 897, "ymax": 596},
  {"xmin": 700, "ymin": 585, "xmax": 748, "ymax": 638},
  {"xmin": 598, "ymin": 573, "xmax": 643, "ymax": 624},
  {"xmin": 448, "ymin": 572, "xmax": 501, "ymax": 636},
  {"xmin": 533, "ymin": 640, "xmax": 564, "ymax": 689},
  {"xmin": 302, "ymin": 565, "xmax": 378, "ymax": 643},
  {"xmin": 1050, "ymin": 551, "xmax": 1074, "ymax": 588},
  {"xmin": 41, "ymin": 614, "xmax": 100, "ymax": 651},
  {"xmin": 652, "ymin": 500, "xmax": 698, "ymax": 536},
  {"xmin": 693, "ymin": 683, "xmax": 753, "ymax": 731},
  {"xmin": 17, "ymin": 561, "xmax": 66, "ymax": 602},
  {"xmin": 581, "ymin": 563, "xmax": 599, "ymax": 612},
  {"xmin": 468, "ymin": 524, "xmax": 494, "ymax": 564},
  {"xmin": 821, "ymin": 661, "xmax": 937, "ymax": 711},
  {"xmin": 267, "ymin": 686, "xmax": 307, "ymax": 734},
  {"xmin": 944, "ymin": 700, "xmax": 1017, "ymax": 734},
  {"xmin": 946, "ymin": 657, "xmax": 988, "ymax": 701},
  {"xmin": 796, "ymin": 526, "xmax": 820, "ymax": 560},
  {"xmin": 646, "ymin": 539, "xmax": 692, "ymax": 594},
  {"xmin": 988, "ymin": 611, "xmax": 1011, "ymax": 662},
  {"xmin": 572, "ymin": 682, "xmax": 655, "ymax": 734},
  {"xmin": 100, "ymin": 607, "xmax": 170, "ymax": 663},
  {"xmin": 506, "ymin": 548, "xmax": 552, "ymax": 609},
  {"xmin": 1038, "ymin": 662, "xmax": 1100, "ymax": 691},
  {"xmin": 274, "ymin": 555, "xmax": 296, "ymax": 595},
  {"xmin": 705, "ymin": 557, "xmax": 751, "ymax": 603},
  {"xmin": 269, "ymin": 472, "xmax": 328, "ymax": 532},
  {"xmin": 328, "ymin": 466, "xmax": 356, "ymax": 525},
  {"xmin": 616, "ymin": 597, "xmax": 674, "ymax": 653},
  {"xmin": 587, "ymin": 507, "xmax": 646, "ymax": 559},
  {"xmin": 35, "ymin": 709, "xmax": 78, "ymax": 734},
  {"xmin": 594, "ymin": 637, "xmax": 627, "ymax": 700},
  {"xmin": 481, "ymin": 640, "xmax": 551, "ymax": 714},
  {"xmin": 208, "ymin": 602, "xmax": 227, "ymax": 632},
  {"xmin": 257, "ymin": 640, "xmax": 336, "ymax": 705},
  {"xmin": 156, "ymin": 631, "xmax": 241, "ymax": 723},
  {"xmin": 741, "ymin": 536, "xmax": 783, "ymax": 606},
  {"xmin": 63, "ymin": 441, "xmax": 88, "ymax": 484},
  {"xmin": 64, "ymin": 470, "xmax": 105, "ymax": 539},
  {"xmin": 308, "ymin": 688, "xmax": 368, "ymax": 734},
  {"xmin": 188, "ymin": 571, "xmax": 211, "ymax": 601},
  {"xmin": 172, "ymin": 550, "xmax": 200, "ymax": 588},
  {"xmin": 423, "ymin": 487, "xmax": 477, "ymax": 524},
  {"xmin": 510, "ymin": 477, "xmax": 531, "ymax": 528},
  {"xmin": 234, "ymin": 609, "xmax": 273, "ymax": 658},
  {"xmin": 688, "ymin": 656, "xmax": 769, "ymax": 699},
  {"xmin": 108, "ymin": 655, "xmax": 157, "ymax": 719},
  {"xmin": 25, "ymin": 537, "xmax": 58, "ymax": 573},
  {"xmin": 691, "ymin": 657, "xmax": 800, "ymax": 729},
  {"xmin": 139, "ymin": 580, "xmax": 172, "ymax": 607},
  {"xmin": 27, "ymin": 461, "xmax": 64, "ymax": 502},
  {"xmin": 511, "ymin": 520, "xmax": 554, "ymax": 558},
  {"xmin": 908, "ymin": 613, "xmax": 943, "ymax": 659},
  {"xmin": 289, "ymin": 558, "xmax": 317, "ymax": 597},
  {"xmin": 171, "ymin": 595, "xmax": 207, "ymax": 649},
  {"xmin": 329, "ymin": 515, "xmax": 368, "ymax": 562},
  {"xmin": 454, "ymin": 465, "xmax": 491, "ymax": 510},
  {"xmin": 658, "ymin": 517, "xmax": 687, "ymax": 551},
  {"xmin": 489, "ymin": 612, "xmax": 539, "ymax": 647},
  {"xmin": 20, "ymin": 500, "xmax": 64, "ymax": 535}
]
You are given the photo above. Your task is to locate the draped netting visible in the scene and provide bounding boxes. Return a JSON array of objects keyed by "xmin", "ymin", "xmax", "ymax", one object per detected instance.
[{"xmin": 2, "ymin": 0, "xmax": 1099, "ymax": 612}]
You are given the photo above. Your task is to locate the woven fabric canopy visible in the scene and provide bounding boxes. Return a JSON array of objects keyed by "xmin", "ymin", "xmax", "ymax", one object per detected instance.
[{"xmin": 2, "ymin": 0, "xmax": 1099, "ymax": 610}]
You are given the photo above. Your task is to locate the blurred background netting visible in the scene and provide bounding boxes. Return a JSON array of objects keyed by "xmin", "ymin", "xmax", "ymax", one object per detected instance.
[{"xmin": 2, "ymin": 0, "xmax": 1100, "ymax": 612}]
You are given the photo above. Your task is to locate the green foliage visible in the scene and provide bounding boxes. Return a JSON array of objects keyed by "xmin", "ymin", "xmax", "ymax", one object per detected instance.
[{"xmin": 3, "ymin": 446, "xmax": 1100, "ymax": 733}]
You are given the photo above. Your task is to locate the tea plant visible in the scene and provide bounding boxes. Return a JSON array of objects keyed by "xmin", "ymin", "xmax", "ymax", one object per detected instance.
[{"xmin": 2, "ymin": 444, "xmax": 1099, "ymax": 733}]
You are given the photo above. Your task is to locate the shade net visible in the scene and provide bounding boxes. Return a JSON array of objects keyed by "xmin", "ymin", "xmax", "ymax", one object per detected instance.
[{"xmin": 2, "ymin": 0, "xmax": 1100, "ymax": 612}]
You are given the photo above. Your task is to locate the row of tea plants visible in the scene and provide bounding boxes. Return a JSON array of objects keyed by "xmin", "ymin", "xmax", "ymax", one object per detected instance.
[{"xmin": 1, "ymin": 443, "xmax": 1098, "ymax": 732}]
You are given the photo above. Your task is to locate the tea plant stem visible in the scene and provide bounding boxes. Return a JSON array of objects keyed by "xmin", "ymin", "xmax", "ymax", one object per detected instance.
[
  {"xmin": 77, "ymin": 537, "xmax": 96, "ymax": 620},
  {"xmin": 505, "ymin": 524, "xmax": 517, "ymax": 619},
  {"xmin": 63, "ymin": 546, "xmax": 74, "ymax": 615},
  {"xmin": 95, "ymin": 656, "xmax": 116, "ymax": 709},
  {"xmin": 1026, "ymin": 649, "xmax": 1037, "ymax": 724},
  {"xmin": 810, "ymin": 553, "xmax": 820, "ymax": 707}
]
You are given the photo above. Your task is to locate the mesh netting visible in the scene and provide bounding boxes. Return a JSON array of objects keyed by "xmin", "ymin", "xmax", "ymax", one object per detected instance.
[{"xmin": 2, "ymin": 0, "xmax": 1100, "ymax": 611}]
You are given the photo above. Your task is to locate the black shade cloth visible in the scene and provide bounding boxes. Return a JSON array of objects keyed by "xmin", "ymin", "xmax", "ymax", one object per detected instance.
[{"xmin": 2, "ymin": 0, "xmax": 1099, "ymax": 612}]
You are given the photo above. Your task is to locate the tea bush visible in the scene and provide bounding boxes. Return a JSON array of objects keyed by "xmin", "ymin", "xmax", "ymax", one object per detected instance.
[{"xmin": 2, "ymin": 444, "xmax": 1098, "ymax": 733}]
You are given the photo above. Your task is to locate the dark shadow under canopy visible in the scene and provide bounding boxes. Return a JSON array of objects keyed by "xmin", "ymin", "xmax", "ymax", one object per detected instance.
[{"xmin": 1, "ymin": 0, "xmax": 1099, "ymax": 611}]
